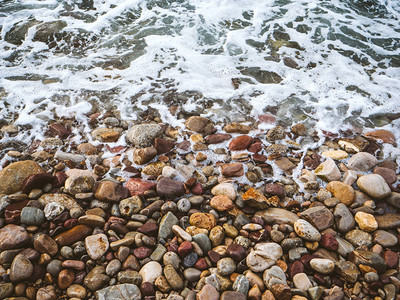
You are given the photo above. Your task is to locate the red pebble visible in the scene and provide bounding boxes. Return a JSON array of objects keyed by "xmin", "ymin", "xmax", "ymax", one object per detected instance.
[
  {"xmin": 228, "ymin": 135, "xmax": 254, "ymax": 151},
  {"xmin": 133, "ymin": 247, "xmax": 153, "ymax": 259},
  {"xmin": 191, "ymin": 182, "xmax": 204, "ymax": 195},
  {"xmin": 194, "ymin": 258, "xmax": 207, "ymax": 270},
  {"xmin": 320, "ymin": 234, "xmax": 339, "ymax": 251},
  {"xmin": 178, "ymin": 241, "xmax": 193, "ymax": 257},
  {"xmin": 289, "ymin": 261, "xmax": 304, "ymax": 279},
  {"xmin": 248, "ymin": 142, "xmax": 263, "ymax": 153},
  {"xmin": 383, "ymin": 250, "xmax": 398, "ymax": 269}
]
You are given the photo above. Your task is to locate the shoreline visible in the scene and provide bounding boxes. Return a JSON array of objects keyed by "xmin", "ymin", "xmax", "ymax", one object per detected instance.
[{"xmin": 0, "ymin": 115, "xmax": 399, "ymax": 300}]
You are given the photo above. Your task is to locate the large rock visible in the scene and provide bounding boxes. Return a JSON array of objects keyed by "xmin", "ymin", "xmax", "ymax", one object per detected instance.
[
  {"xmin": 347, "ymin": 152, "xmax": 378, "ymax": 172},
  {"xmin": 126, "ymin": 124, "xmax": 163, "ymax": 147},
  {"xmin": 0, "ymin": 224, "xmax": 30, "ymax": 251},
  {"xmin": 0, "ymin": 160, "xmax": 43, "ymax": 194},
  {"xmin": 95, "ymin": 284, "xmax": 141, "ymax": 299},
  {"xmin": 357, "ymin": 174, "xmax": 391, "ymax": 199}
]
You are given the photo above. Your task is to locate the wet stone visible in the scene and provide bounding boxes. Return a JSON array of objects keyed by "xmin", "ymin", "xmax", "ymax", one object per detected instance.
[{"xmin": 20, "ymin": 206, "xmax": 44, "ymax": 226}]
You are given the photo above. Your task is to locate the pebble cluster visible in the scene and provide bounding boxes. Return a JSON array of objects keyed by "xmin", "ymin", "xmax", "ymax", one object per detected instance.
[{"xmin": 0, "ymin": 114, "xmax": 399, "ymax": 300}]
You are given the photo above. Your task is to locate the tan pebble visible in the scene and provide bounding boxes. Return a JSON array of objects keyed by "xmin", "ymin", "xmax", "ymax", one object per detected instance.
[
  {"xmin": 355, "ymin": 211, "xmax": 378, "ymax": 232},
  {"xmin": 190, "ymin": 134, "xmax": 205, "ymax": 143},
  {"xmin": 189, "ymin": 213, "xmax": 217, "ymax": 231},
  {"xmin": 210, "ymin": 195, "xmax": 234, "ymax": 211},
  {"xmin": 321, "ymin": 150, "xmax": 349, "ymax": 160},
  {"xmin": 186, "ymin": 226, "xmax": 208, "ymax": 236},
  {"xmin": 305, "ymin": 241, "xmax": 319, "ymax": 251}
]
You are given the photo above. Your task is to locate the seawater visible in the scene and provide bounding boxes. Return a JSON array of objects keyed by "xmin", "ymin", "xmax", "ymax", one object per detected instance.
[{"xmin": 0, "ymin": 0, "xmax": 399, "ymax": 151}]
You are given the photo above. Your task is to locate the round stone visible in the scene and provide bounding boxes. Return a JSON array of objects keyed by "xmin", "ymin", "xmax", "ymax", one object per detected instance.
[
  {"xmin": 357, "ymin": 174, "xmax": 391, "ymax": 199},
  {"xmin": 309, "ymin": 258, "xmax": 335, "ymax": 274},
  {"xmin": 177, "ymin": 198, "xmax": 191, "ymax": 212},
  {"xmin": 183, "ymin": 252, "xmax": 198, "ymax": 268},
  {"xmin": 44, "ymin": 202, "xmax": 64, "ymax": 220},
  {"xmin": 20, "ymin": 207, "xmax": 44, "ymax": 226},
  {"xmin": 246, "ymin": 243, "xmax": 283, "ymax": 273},
  {"xmin": 217, "ymin": 257, "xmax": 236, "ymax": 276}
]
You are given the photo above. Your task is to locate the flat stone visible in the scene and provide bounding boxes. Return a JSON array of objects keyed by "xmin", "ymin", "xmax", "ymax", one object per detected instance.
[
  {"xmin": 300, "ymin": 206, "xmax": 333, "ymax": 231},
  {"xmin": 0, "ymin": 160, "xmax": 44, "ymax": 195},
  {"xmin": 95, "ymin": 180, "xmax": 129, "ymax": 202},
  {"xmin": 347, "ymin": 152, "xmax": 378, "ymax": 172},
  {"xmin": 96, "ymin": 283, "xmax": 141, "ymax": 299},
  {"xmin": 185, "ymin": 116, "xmax": 215, "ymax": 135},
  {"xmin": 364, "ymin": 129, "xmax": 396, "ymax": 144},
  {"xmin": 36, "ymin": 285, "xmax": 57, "ymax": 300},
  {"xmin": 84, "ymin": 266, "xmax": 110, "ymax": 292},
  {"xmin": 220, "ymin": 291, "xmax": 246, "ymax": 300},
  {"xmin": 0, "ymin": 283, "xmax": 14, "ymax": 299},
  {"xmin": 263, "ymin": 265, "xmax": 286, "ymax": 289},
  {"xmin": 39, "ymin": 193, "xmax": 81, "ymax": 211},
  {"xmin": 189, "ymin": 212, "xmax": 217, "ymax": 231},
  {"xmin": 335, "ymin": 236, "xmax": 354, "ymax": 257},
  {"xmin": 321, "ymin": 150, "xmax": 348, "ymax": 160},
  {"xmin": 65, "ymin": 175, "xmax": 95, "ymax": 195},
  {"xmin": 375, "ymin": 213, "xmax": 400, "ymax": 229},
  {"xmin": 0, "ymin": 224, "xmax": 29, "ymax": 251},
  {"xmin": 373, "ymin": 230, "xmax": 398, "ymax": 247},
  {"xmin": 373, "ymin": 167, "xmax": 397, "ymax": 184},
  {"xmin": 386, "ymin": 192, "xmax": 400, "ymax": 209},
  {"xmin": 229, "ymin": 135, "xmax": 254, "ymax": 151},
  {"xmin": 85, "ymin": 234, "xmax": 109, "ymax": 260},
  {"xmin": 357, "ymin": 174, "xmax": 391, "ymax": 199},
  {"xmin": 211, "ymin": 183, "xmax": 237, "ymax": 200},
  {"xmin": 221, "ymin": 163, "xmax": 244, "ymax": 177},
  {"xmin": 125, "ymin": 178, "xmax": 156, "ymax": 197},
  {"xmin": 242, "ymin": 187, "xmax": 279, "ymax": 209}
]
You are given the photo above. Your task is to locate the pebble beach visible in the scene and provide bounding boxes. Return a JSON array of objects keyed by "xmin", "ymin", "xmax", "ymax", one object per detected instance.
[{"xmin": 0, "ymin": 115, "xmax": 399, "ymax": 300}]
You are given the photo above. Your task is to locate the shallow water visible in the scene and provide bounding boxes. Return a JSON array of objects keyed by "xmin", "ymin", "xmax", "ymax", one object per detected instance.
[{"xmin": 0, "ymin": 0, "xmax": 399, "ymax": 145}]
